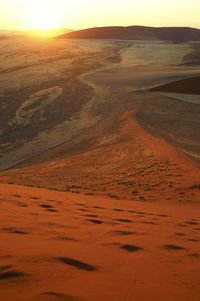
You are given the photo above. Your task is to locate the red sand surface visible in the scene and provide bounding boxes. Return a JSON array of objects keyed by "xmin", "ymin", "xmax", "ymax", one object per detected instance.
[
  {"xmin": 1, "ymin": 110, "xmax": 199, "ymax": 203},
  {"xmin": 0, "ymin": 111, "xmax": 200, "ymax": 300},
  {"xmin": 0, "ymin": 183, "xmax": 200, "ymax": 301}
]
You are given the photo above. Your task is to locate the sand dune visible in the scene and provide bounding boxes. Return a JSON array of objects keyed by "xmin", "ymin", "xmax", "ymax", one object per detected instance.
[
  {"xmin": 0, "ymin": 183, "xmax": 200, "ymax": 301},
  {"xmin": 150, "ymin": 76, "xmax": 200, "ymax": 94},
  {"xmin": 0, "ymin": 35, "xmax": 200, "ymax": 301}
]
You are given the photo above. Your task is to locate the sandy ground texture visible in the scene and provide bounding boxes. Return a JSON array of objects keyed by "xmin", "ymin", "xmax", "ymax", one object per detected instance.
[
  {"xmin": 0, "ymin": 39, "xmax": 199, "ymax": 201},
  {"xmin": 0, "ymin": 38, "xmax": 200, "ymax": 171},
  {"xmin": 0, "ymin": 183, "xmax": 200, "ymax": 301},
  {"xmin": 0, "ymin": 37, "xmax": 200, "ymax": 300},
  {"xmin": 1, "ymin": 110, "xmax": 200, "ymax": 203},
  {"xmin": 0, "ymin": 36, "xmax": 122, "ymax": 171}
]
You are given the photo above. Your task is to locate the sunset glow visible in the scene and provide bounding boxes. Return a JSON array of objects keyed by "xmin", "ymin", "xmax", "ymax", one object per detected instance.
[
  {"xmin": 0, "ymin": 0, "xmax": 199, "ymax": 32},
  {"xmin": 28, "ymin": 6, "xmax": 60, "ymax": 30}
]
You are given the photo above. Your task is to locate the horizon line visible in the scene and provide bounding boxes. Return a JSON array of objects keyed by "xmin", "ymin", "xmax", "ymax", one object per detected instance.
[{"xmin": 1, "ymin": 24, "xmax": 200, "ymax": 32}]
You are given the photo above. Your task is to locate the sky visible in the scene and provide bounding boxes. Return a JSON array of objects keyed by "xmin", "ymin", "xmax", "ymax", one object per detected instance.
[{"xmin": 0, "ymin": 0, "xmax": 199, "ymax": 31}]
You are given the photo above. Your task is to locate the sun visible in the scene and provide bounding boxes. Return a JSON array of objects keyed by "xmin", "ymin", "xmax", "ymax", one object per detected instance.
[{"xmin": 28, "ymin": 7, "xmax": 60, "ymax": 31}]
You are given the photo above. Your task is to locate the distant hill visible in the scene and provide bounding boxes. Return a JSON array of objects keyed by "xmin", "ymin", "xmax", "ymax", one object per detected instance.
[{"xmin": 57, "ymin": 26, "xmax": 200, "ymax": 41}]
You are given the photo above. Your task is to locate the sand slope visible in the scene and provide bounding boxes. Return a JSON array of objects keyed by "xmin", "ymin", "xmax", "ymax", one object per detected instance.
[
  {"xmin": 0, "ymin": 183, "xmax": 200, "ymax": 301},
  {"xmin": 150, "ymin": 76, "xmax": 200, "ymax": 94},
  {"xmin": 0, "ymin": 36, "xmax": 200, "ymax": 301}
]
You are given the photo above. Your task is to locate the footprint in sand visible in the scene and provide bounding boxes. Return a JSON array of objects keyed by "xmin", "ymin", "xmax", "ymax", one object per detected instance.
[
  {"xmin": 0, "ymin": 265, "xmax": 13, "ymax": 272},
  {"xmin": 177, "ymin": 224, "xmax": 188, "ymax": 228},
  {"xmin": 187, "ymin": 238, "xmax": 198, "ymax": 242},
  {"xmin": 56, "ymin": 257, "xmax": 97, "ymax": 271},
  {"xmin": 84, "ymin": 214, "xmax": 99, "ymax": 218},
  {"xmin": 157, "ymin": 214, "xmax": 168, "ymax": 217},
  {"xmin": 16, "ymin": 202, "xmax": 28, "ymax": 208},
  {"xmin": 115, "ymin": 218, "xmax": 132, "ymax": 223},
  {"xmin": 32, "ymin": 291, "xmax": 85, "ymax": 301},
  {"xmin": 2, "ymin": 227, "xmax": 29, "ymax": 235},
  {"xmin": 188, "ymin": 253, "xmax": 200, "ymax": 258},
  {"xmin": 163, "ymin": 244, "xmax": 185, "ymax": 251},
  {"xmin": 93, "ymin": 206, "xmax": 105, "ymax": 210},
  {"xmin": 111, "ymin": 230, "xmax": 136, "ymax": 236},
  {"xmin": 78, "ymin": 208, "xmax": 89, "ymax": 212},
  {"xmin": 0, "ymin": 265, "xmax": 26, "ymax": 280},
  {"xmin": 39, "ymin": 204, "xmax": 54, "ymax": 209},
  {"xmin": 75, "ymin": 203, "xmax": 89, "ymax": 208},
  {"xmin": 86, "ymin": 219, "xmax": 103, "ymax": 224},
  {"xmin": 185, "ymin": 221, "xmax": 199, "ymax": 225},
  {"xmin": 46, "ymin": 209, "xmax": 59, "ymax": 212},
  {"xmin": 55, "ymin": 201, "xmax": 63, "ymax": 206},
  {"xmin": 174, "ymin": 232, "xmax": 185, "ymax": 236},
  {"xmin": 47, "ymin": 200, "xmax": 63, "ymax": 206},
  {"xmin": 120, "ymin": 245, "xmax": 143, "ymax": 252},
  {"xmin": 55, "ymin": 236, "xmax": 79, "ymax": 242}
]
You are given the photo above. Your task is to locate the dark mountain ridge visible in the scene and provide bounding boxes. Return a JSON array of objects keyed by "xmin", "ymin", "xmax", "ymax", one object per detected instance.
[{"xmin": 57, "ymin": 25, "xmax": 200, "ymax": 41}]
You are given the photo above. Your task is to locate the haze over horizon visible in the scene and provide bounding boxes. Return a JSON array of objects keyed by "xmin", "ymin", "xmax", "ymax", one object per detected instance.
[{"xmin": 0, "ymin": 0, "xmax": 200, "ymax": 32}]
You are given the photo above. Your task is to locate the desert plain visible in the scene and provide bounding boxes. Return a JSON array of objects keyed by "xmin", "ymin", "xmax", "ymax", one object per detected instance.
[{"xmin": 0, "ymin": 33, "xmax": 200, "ymax": 300}]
